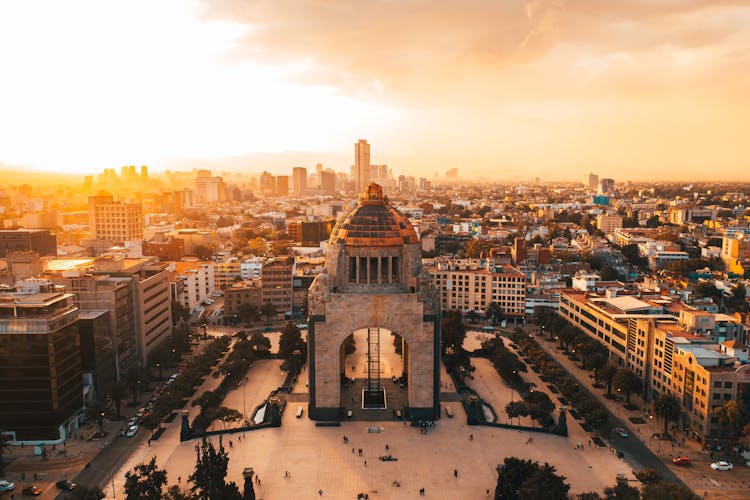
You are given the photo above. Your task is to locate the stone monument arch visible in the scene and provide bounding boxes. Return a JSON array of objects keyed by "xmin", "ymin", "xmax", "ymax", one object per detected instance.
[{"xmin": 307, "ymin": 183, "xmax": 441, "ymax": 421}]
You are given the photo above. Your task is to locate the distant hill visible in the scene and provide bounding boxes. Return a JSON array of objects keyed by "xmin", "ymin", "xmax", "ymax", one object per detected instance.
[{"xmin": 0, "ymin": 164, "xmax": 82, "ymax": 186}]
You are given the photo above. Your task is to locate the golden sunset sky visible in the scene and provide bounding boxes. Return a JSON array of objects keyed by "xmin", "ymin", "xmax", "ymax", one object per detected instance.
[{"xmin": 1, "ymin": 0, "xmax": 748, "ymax": 181}]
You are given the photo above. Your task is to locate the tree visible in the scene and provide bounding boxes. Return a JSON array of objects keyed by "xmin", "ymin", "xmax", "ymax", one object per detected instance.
[
  {"xmin": 712, "ymin": 400, "xmax": 749, "ymax": 445},
  {"xmin": 465, "ymin": 239, "xmax": 492, "ymax": 258},
  {"xmin": 110, "ymin": 381, "xmax": 124, "ymax": 420},
  {"xmin": 124, "ymin": 457, "xmax": 168, "ymax": 500},
  {"xmin": 441, "ymin": 310, "xmax": 467, "ymax": 353},
  {"xmin": 486, "ymin": 302, "xmax": 503, "ymax": 325},
  {"xmin": 597, "ymin": 362, "xmax": 619, "ymax": 395},
  {"xmin": 162, "ymin": 485, "xmax": 191, "ymax": 500},
  {"xmin": 279, "ymin": 322, "xmax": 305, "ymax": 359},
  {"xmin": 603, "ymin": 482, "xmax": 640, "ymax": 500},
  {"xmin": 171, "ymin": 300, "xmax": 191, "ymax": 325},
  {"xmin": 652, "ymin": 394, "xmax": 681, "ymax": 436},
  {"xmin": 194, "ymin": 244, "xmax": 213, "ymax": 260},
  {"xmin": 495, "ymin": 457, "xmax": 537, "ymax": 500},
  {"xmin": 86, "ymin": 400, "xmax": 107, "ymax": 435},
  {"xmin": 518, "ymin": 463, "xmax": 570, "ymax": 500},
  {"xmin": 247, "ymin": 332, "xmax": 271, "ymax": 353},
  {"xmin": 125, "ymin": 367, "xmax": 147, "ymax": 405},
  {"xmin": 613, "ymin": 368, "xmax": 642, "ymax": 405},
  {"xmin": 634, "ymin": 468, "xmax": 662, "ymax": 485},
  {"xmin": 466, "ymin": 310, "xmax": 480, "ymax": 324},
  {"xmin": 0, "ymin": 429, "xmax": 11, "ymax": 476},
  {"xmin": 576, "ymin": 493, "xmax": 603, "ymax": 500},
  {"xmin": 189, "ymin": 438, "xmax": 243, "ymax": 500},
  {"xmin": 505, "ymin": 401, "xmax": 529, "ymax": 426},
  {"xmin": 599, "ymin": 266, "xmax": 619, "ymax": 281},
  {"xmin": 260, "ymin": 303, "xmax": 278, "ymax": 322},
  {"xmin": 641, "ymin": 481, "xmax": 699, "ymax": 500},
  {"xmin": 238, "ymin": 303, "xmax": 260, "ymax": 324},
  {"xmin": 526, "ymin": 391, "xmax": 555, "ymax": 427}
]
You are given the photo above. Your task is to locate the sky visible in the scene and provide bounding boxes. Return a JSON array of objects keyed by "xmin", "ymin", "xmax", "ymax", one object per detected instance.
[{"xmin": 0, "ymin": 0, "xmax": 749, "ymax": 181}]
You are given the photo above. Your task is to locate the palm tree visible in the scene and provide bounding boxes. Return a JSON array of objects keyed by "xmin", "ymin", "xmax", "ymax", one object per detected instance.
[
  {"xmin": 485, "ymin": 302, "xmax": 502, "ymax": 326},
  {"xmin": 613, "ymin": 368, "xmax": 642, "ymax": 405},
  {"xmin": 652, "ymin": 393, "xmax": 681, "ymax": 436}
]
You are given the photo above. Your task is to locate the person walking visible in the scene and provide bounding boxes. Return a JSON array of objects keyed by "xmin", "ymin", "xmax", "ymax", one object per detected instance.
[{"xmin": 454, "ymin": 469, "xmax": 458, "ymax": 477}]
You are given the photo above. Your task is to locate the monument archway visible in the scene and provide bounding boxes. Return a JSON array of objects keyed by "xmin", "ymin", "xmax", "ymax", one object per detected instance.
[{"xmin": 307, "ymin": 184, "xmax": 440, "ymax": 421}]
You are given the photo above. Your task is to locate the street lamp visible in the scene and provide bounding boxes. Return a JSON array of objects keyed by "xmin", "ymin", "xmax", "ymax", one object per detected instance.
[{"xmin": 511, "ymin": 370, "xmax": 517, "ymax": 402}]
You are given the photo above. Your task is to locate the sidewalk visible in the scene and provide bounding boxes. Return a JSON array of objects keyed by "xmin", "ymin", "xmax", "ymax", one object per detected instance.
[{"xmin": 525, "ymin": 327, "xmax": 750, "ymax": 498}]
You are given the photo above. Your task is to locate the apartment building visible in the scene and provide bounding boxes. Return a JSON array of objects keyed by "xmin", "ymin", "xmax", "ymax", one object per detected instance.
[
  {"xmin": 88, "ymin": 194, "xmax": 143, "ymax": 242},
  {"xmin": 214, "ymin": 257, "xmax": 242, "ymax": 290},
  {"xmin": 261, "ymin": 256, "xmax": 293, "ymax": 315},
  {"xmin": 0, "ymin": 286, "xmax": 83, "ymax": 443},
  {"xmin": 171, "ymin": 259, "xmax": 215, "ymax": 311},
  {"xmin": 223, "ymin": 279, "xmax": 262, "ymax": 319},
  {"xmin": 427, "ymin": 258, "xmax": 526, "ymax": 320},
  {"xmin": 559, "ymin": 289, "xmax": 750, "ymax": 444},
  {"xmin": 596, "ymin": 214, "xmax": 623, "ymax": 235}
]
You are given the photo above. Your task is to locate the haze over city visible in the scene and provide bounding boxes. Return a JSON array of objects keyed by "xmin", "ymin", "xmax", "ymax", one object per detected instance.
[
  {"xmin": 4, "ymin": 3, "xmax": 750, "ymax": 500},
  {"xmin": 1, "ymin": 0, "xmax": 749, "ymax": 181}
]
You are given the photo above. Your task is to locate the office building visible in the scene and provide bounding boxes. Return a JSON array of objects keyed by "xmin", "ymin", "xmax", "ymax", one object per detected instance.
[
  {"xmin": 583, "ymin": 172, "xmax": 599, "ymax": 189},
  {"xmin": 276, "ymin": 175, "xmax": 289, "ymax": 196},
  {"xmin": 259, "ymin": 172, "xmax": 276, "ymax": 195},
  {"xmin": 598, "ymin": 178, "xmax": 615, "ymax": 194},
  {"xmin": 596, "ymin": 214, "xmax": 623, "ymax": 235},
  {"xmin": 0, "ymin": 287, "xmax": 83, "ymax": 443},
  {"xmin": 355, "ymin": 139, "xmax": 370, "ymax": 193},
  {"xmin": 320, "ymin": 170, "xmax": 336, "ymax": 195},
  {"xmin": 427, "ymin": 259, "xmax": 527, "ymax": 320},
  {"xmin": 195, "ymin": 171, "xmax": 226, "ymax": 204},
  {"xmin": 292, "ymin": 167, "xmax": 308, "ymax": 194},
  {"xmin": 88, "ymin": 195, "xmax": 143, "ymax": 242}
]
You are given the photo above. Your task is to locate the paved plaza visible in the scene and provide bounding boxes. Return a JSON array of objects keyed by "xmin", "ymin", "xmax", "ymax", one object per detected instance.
[{"xmin": 108, "ymin": 344, "xmax": 635, "ymax": 500}]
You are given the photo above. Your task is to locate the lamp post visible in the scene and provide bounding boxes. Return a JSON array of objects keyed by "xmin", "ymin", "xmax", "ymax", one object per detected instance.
[{"xmin": 511, "ymin": 370, "xmax": 517, "ymax": 402}]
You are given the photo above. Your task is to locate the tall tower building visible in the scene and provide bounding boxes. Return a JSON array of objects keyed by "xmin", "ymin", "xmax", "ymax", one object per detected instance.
[
  {"xmin": 88, "ymin": 194, "xmax": 143, "ymax": 242},
  {"xmin": 276, "ymin": 175, "xmax": 290, "ymax": 196},
  {"xmin": 355, "ymin": 139, "xmax": 370, "ymax": 193},
  {"xmin": 292, "ymin": 167, "xmax": 308, "ymax": 194}
]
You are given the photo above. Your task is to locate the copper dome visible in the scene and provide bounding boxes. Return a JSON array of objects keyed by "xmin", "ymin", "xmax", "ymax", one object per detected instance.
[{"xmin": 329, "ymin": 183, "xmax": 419, "ymax": 247}]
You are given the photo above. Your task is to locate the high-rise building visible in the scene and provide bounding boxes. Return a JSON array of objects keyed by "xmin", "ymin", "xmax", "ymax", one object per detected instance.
[
  {"xmin": 355, "ymin": 139, "xmax": 370, "ymax": 192},
  {"xmin": 320, "ymin": 170, "xmax": 336, "ymax": 195},
  {"xmin": 583, "ymin": 172, "xmax": 599, "ymax": 189},
  {"xmin": 598, "ymin": 178, "xmax": 615, "ymax": 195},
  {"xmin": 596, "ymin": 214, "xmax": 624, "ymax": 235},
  {"xmin": 292, "ymin": 167, "xmax": 308, "ymax": 194},
  {"xmin": 0, "ymin": 286, "xmax": 83, "ymax": 443},
  {"xmin": 140, "ymin": 165, "xmax": 149, "ymax": 181},
  {"xmin": 195, "ymin": 171, "xmax": 226, "ymax": 204},
  {"xmin": 259, "ymin": 172, "xmax": 276, "ymax": 195},
  {"xmin": 88, "ymin": 194, "xmax": 144, "ymax": 242},
  {"xmin": 276, "ymin": 175, "xmax": 290, "ymax": 196}
]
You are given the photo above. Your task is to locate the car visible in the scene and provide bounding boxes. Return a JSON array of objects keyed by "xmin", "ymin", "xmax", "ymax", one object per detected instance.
[
  {"xmin": 56, "ymin": 480, "xmax": 77, "ymax": 491},
  {"xmin": 22, "ymin": 485, "xmax": 42, "ymax": 496},
  {"xmin": 296, "ymin": 323, "xmax": 308, "ymax": 329},
  {"xmin": 119, "ymin": 426, "xmax": 128, "ymax": 436},
  {"xmin": 672, "ymin": 457, "xmax": 692, "ymax": 466},
  {"xmin": 0, "ymin": 480, "xmax": 16, "ymax": 492},
  {"xmin": 711, "ymin": 461, "xmax": 733, "ymax": 471},
  {"xmin": 614, "ymin": 427, "xmax": 629, "ymax": 438},
  {"xmin": 262, "ymin": 326, "xmax": 273, "ymax": 332},
  {"xmin": 126, "ymin": 424, "xmax": 139, "ymax": 437}
]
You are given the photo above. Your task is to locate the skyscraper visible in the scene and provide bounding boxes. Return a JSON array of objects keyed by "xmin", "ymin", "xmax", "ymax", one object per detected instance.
[
  {"xmin": 292, "ymin": 167, "xmax": 308, "ymax": 194},
  {"xmin": 355, "ymin": 139, "xmax": 370, "ymax": 193},
  {"xmin": 276, "ymin": 175, "xmax": 290, "ymax": 196}
]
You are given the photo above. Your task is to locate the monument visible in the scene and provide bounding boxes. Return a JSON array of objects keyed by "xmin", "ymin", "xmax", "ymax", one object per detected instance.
[{"xmin": 307, "ymin": 183, "xmax": 441, "ymax": 421}]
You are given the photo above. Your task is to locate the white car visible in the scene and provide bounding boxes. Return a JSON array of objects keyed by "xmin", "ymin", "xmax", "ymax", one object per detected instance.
[
  {"xmin": 0, "ymin": 480, "xmax": 16, "ymax": 492},
  {"xmin": 710, "ymin": 461, "xmax": 733, "ymax": 471},
  {"xmin": 126, "ymin": 424, "xmax": 139, "ymax": 437}
]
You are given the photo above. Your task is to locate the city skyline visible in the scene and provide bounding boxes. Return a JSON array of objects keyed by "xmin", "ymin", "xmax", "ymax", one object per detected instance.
[{"xmin": 1, "ymin": 1, "xmax": 749, "ymax": 181}]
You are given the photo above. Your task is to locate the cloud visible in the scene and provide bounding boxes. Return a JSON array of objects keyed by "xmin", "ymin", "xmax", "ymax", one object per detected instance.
[{"xmin": 200, "ymin": 0, "xmax": 750, "ymax": 103}]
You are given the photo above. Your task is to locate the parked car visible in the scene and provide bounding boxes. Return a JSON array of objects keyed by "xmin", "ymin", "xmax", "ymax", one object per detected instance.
[
  {"xmin": 614, "ymin": 427, "xmax": 629, "ymax": 438},
  {"xmin": 672, "ymin": 457, "xmax": 692, "ymax": 466},
  {"xmin": 126, "ymin": 424, "xmax": 139, "ymax": 437},
  {"xmin": 0, "ymin": 480, "xmax": 16, "ymax": 492},
  {"xmin": 56, "ymin": 480, "xmax": 76, "ymax": 491},
  {"xmin": 711, "ymin": 461, "xmax": 733, "ymax": 471},
  {"xmin": 22, "ymin": 485, "xmax": 42, "ymax": 496}
]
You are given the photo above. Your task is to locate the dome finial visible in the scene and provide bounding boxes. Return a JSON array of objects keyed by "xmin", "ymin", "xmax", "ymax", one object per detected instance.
[{"xmin": 364, "ymin": 183, "xmax": 383, "ymax": 200}]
